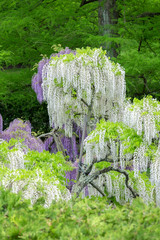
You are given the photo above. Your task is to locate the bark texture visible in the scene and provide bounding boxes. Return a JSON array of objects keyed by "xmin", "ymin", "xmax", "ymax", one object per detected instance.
[{"xmin": 98, "ymin": 0, "xmax": 119, "ymax": 57}]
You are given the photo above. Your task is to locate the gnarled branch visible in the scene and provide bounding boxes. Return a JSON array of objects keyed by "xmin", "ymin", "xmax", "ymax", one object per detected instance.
[
  {"xmin": 38, "ymin": 128, "xmax": 67, "ymax": 157},
  {"xmin": 93, "ymin": 167, "xmax": 139, "ymax": 198},
  {"xmin": 73, "ymin": 166, "xmax": 139, "ymax": 199}
]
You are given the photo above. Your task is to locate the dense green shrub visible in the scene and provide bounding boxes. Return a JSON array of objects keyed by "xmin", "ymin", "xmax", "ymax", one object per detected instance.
[
  {"xmin": 0, "ymin": 68, "xmax": 49, "ymax": 132},
  {"xmin": 0, "ymin": 187, "xmax": 160, "ymax": 240}
]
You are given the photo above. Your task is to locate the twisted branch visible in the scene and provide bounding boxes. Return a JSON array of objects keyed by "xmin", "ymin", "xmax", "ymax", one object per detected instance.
[
  {"xmin": 92, "ymin": 167, "xmax": 139, "ymax": 198},
  {"xmin": 73, "ymin": 165, "xmax": 139, "ymax": 199}
]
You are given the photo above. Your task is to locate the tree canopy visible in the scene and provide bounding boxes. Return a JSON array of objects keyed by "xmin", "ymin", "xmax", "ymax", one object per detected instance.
[{"xmin": 0, "ymin": 0, "xmax": 98, "ymax": 66}]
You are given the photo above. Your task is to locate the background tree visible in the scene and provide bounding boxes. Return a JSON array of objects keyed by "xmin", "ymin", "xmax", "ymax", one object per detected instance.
[
  {"xmin": 80, "ymin": 0, "xmax": 160, "ymax": 98},
  {"xmin": 116, "ymin": 0, "xmax": 160, "ymax": 99},
  {"xmin": 98, "ymin": 0, "xmax": 119, "ymax": 57}
]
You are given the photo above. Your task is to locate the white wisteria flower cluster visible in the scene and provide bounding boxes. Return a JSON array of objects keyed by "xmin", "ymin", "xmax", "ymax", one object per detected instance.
[
  {"xmin": 150, "ymin": 147, "xmax": 160, "ymax": 207},
  {"xmin": 84, "ymin": 108, "xmax": 160, "ymax": 206},
  {"xmin": 1, "ymin": 169, "xmax": 71, "ymax": 207},
  {"xmin": 123, "ymin": 97, "xmax": 160, "ymax": 144},
  {"xmin": 42, "ymin": 47, "xmax": 126, "ymax": 137},
  {"xmin": 0, "ymin": 143, "xmax": 71, "ymax": 207}
]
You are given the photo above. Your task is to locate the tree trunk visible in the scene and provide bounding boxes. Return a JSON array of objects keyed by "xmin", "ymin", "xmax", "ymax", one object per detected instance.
[{"xmin": 98, "ymin": 0, "xmax": 119, "ymax": 58}]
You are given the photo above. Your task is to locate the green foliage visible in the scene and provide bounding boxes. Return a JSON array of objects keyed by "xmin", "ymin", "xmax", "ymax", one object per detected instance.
[
  {"xmin": 95, "ymin": 161, "xmax": 111, "ymax": 170},
  {"xmin": 132, "ymin": 96, "xmax": 160, "ymax": 110},
  {"xmin": 89, "ymin": 119, "xmax": 143, "ymax": 154},
  {"xmin": 0, "ymin": 187, "xmax": 49, "ymax": 239},
  {"xmin": 115, "ymin": 0, "xmax": 160, "ymax": 100},
  {"xmin": 0, "ymin": 47, "xmax": 13, "ymax": 68},
  {"xmin": 51, "ymin": 47, "xmax": 109, "ymax": 70},
  {"xmin": 0, "ymin": 0, "xmax": 98, "ymax": 66},
  {"xmin": 24, "ymin": 150, "xmax": 73, "ymax": 186},
  {"xmin": 0, "ymin": 140, "xmax": 9, "ymax": 163},
  {"xmin": 0, "ymin": 188, "xmax": 160, "ymax": 239}
]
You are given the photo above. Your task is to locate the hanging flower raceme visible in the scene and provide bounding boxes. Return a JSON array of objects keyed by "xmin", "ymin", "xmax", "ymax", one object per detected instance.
[
  {"xmin": 84, "ymin": 120, "xmax": 143, "ymax": 168},
  {"xmin": 41, "ymin": 47, "xmax": 125, "ymax": 137},
  {"xmin": 123, "ymin": 97, "xmax": 160, "ymax": 144},
  {"xmin": 32, "ymin": 58, "xmax": 49, "ymax": 103}
]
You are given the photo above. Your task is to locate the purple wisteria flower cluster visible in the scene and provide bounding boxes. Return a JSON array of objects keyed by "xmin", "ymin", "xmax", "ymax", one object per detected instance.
[
  {"xmin": 32, "ymin": 58, "xmax": 49, "ymax": 104},
  {"xmin": 0, "ymin": 116, "xmax": 44, "ymax": 152}
]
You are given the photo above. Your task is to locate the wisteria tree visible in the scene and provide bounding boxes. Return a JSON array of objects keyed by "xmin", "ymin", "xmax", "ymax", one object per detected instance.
[
  {"xmin": 1, "ymin": 47, "xmax": 160, "ymax": 207},
  {"xmin": 32, "ymin": 46, "xmax": 160, "ymax": 206}
]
